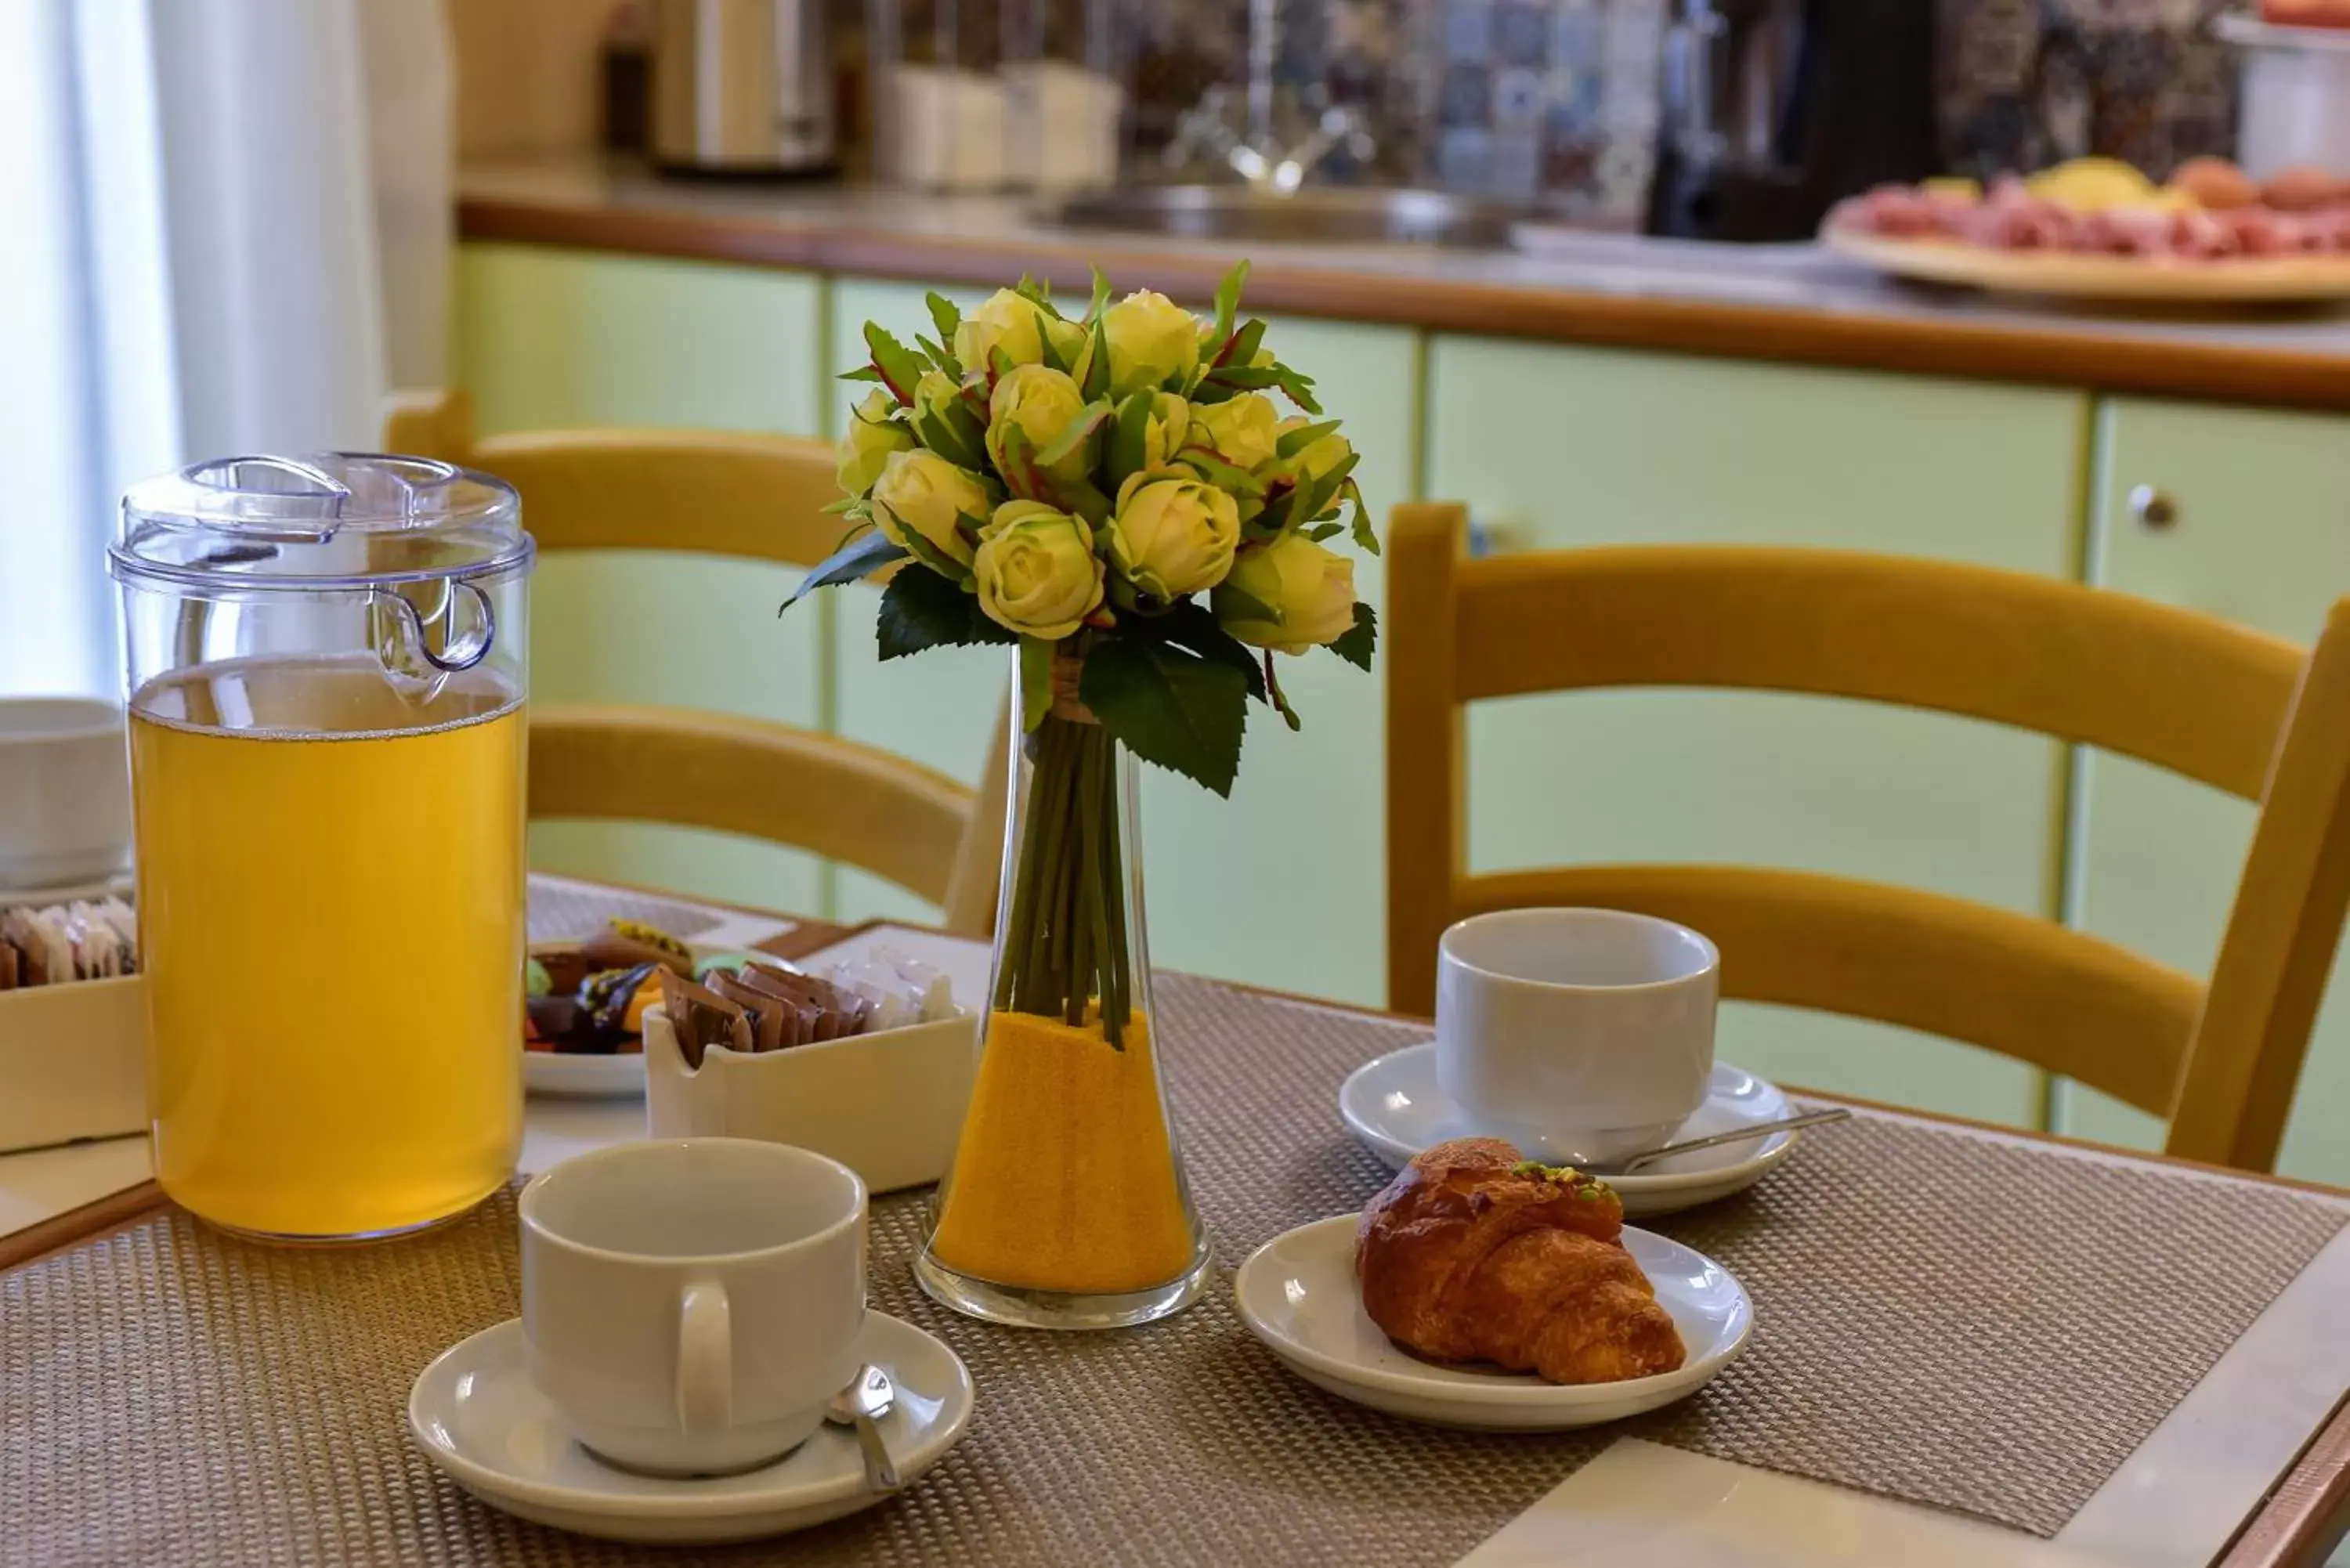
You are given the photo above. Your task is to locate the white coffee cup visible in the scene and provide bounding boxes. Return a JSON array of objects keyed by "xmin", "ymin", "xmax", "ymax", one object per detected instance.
[
  {"xmin": 519, "ymin": 1138, "xmax": 867, "ymax": 1476},
  {"xmin": 0, "ymin": 697, "xmax": 131, "ymax": 890},
  {"xmin": 1434, "ymin": 909, "xmax": 1719, "ymax": 1165}
]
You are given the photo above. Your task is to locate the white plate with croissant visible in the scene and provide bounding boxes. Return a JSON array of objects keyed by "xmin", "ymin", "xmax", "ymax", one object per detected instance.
[{"xmin": 1236, "ymin": 1140, "xmax": 1753, "ymax": 1429}]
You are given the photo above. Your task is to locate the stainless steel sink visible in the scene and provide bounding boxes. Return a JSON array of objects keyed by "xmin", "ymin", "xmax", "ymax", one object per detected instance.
[{"xmin": 1053, "ymin": 185, "xmax": 1523, "ymax": 250}]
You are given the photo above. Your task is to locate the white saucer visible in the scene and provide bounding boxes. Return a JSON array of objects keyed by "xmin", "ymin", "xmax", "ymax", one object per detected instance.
[
  {"xmin": 1339, "ymin": 1044, "xmax": 1799, "ymax": 1216},
  {"xmin": 524, "ymin": 1050, "xmax": 645, "ymax": 1100},
  {"xmin": 1235, "ymin": 1215, "xmax": 1752, "ymax": 1430},
  {"xmin": 407, "ymin": 1311, "xmax": 974, "ymax": 1544}
]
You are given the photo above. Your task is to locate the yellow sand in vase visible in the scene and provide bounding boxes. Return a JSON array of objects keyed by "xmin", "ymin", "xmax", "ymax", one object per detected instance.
[{"xmin": 930, "ymin": 1008, "xmax": 1198, "ymax": 1294}]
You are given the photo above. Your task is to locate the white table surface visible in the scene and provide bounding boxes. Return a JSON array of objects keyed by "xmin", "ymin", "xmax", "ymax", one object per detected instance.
[{"xmin": 5, "ymin": 923, "xmax": 2345, "ymax": 1567}]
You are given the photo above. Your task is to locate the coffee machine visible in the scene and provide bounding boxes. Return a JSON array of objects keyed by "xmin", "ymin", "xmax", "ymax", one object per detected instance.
[
  {"xmin": 1646, "ymin": 0, "xmax": 1936, "ymax": 242},
  {"xmin": 649, "ymin": 0, "xmax": 837, "ymax": 178}
]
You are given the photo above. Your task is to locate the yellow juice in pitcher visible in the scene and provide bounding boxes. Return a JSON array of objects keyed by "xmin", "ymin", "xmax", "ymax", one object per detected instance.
[{"xmin": 130, "ymin": 655, "xmax": 526, "ymax": 1239}]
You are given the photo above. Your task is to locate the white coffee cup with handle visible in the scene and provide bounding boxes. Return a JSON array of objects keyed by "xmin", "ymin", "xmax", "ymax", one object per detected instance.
[
  {"xmin": 519, "ymin": 1138, "xmax": 866, "ymax": 1476},
  {"xmin": 1434, "ymin": 909, "xmax": 1719, "ymax": 1166}
]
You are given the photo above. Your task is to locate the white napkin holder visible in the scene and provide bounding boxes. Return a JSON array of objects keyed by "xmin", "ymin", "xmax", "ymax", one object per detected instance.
[
  {"xmin": 0, "ymin": 975, "xmax": 146, "ymax": 1154},
  {"xmin": 642, "ymin": 1003, "xmax": 978, "ymax": 1194}
]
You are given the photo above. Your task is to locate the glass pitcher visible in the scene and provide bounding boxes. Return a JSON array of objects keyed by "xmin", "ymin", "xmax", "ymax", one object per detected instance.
[{"xmin": 109, "ymin": 454, "xmax": 533, "ymax": 1242}]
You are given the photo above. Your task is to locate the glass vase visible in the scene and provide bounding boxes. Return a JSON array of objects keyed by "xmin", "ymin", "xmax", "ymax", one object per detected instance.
[{"xmin": 913, "ymin": 647, "xmax": 1211, "ymax": 1329}]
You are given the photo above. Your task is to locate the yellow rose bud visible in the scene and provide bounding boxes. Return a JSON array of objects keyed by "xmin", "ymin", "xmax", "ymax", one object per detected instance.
[
  {"xmin": 1275, "ymin": 415, "xmax": 1354, "ymax": 486},
  {"xmin": 953, "ymin": 287, "xmax": 1052, "ymax": 373},
  {"xmin": 870, "ymin": 448, "xmax": 990, "ymax": 569},
  {"xmin": 836, "ymin": 388, "xmax": 914, "ymax": 497},
  {"xmin": 1100, "ymin": 289, "xmax": 1202, "ymax": 397},
  {"xmin": 1187, "ymin": 392, "xmax": 1281, "ymax": 471},
  {"xmin": 986, "ymin": 364, "xmax": 1090, "ymax": 486},
  {"xmin": 914, "ymin": 369, "xmax": 963, "ymax": 421},
  {"xmin": 1143, "ymin": 392, "xmax": 1191, "ymax": 468},
  {"xmin": 973, "ymin": 500, "xmax": 1106, "ymax": 641},
  {"xmin": 1106, "ymin": 470, "xmax": 1241, "ymax": 600},
  {"xmin": 1213, "ymin": 533, "xmax": 1358, "ymax": 654}
]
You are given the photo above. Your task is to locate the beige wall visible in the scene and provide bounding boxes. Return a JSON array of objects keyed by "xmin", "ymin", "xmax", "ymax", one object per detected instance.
[{"xmin": 446, "ymin": 0, "xmax": 613, "ymax": 159}]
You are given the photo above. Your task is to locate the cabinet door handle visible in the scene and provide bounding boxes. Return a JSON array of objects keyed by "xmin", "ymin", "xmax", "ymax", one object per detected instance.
[{"xmin": 2129, "ymin": 485, "xmax": 2178, "ymax": 529}]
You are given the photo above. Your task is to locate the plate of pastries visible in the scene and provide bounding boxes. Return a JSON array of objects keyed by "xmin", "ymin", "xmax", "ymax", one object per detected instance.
[
  {"xmin": 1234, "ymin": 1138, "xmax": 1752, "ymax": 1429},
  {"xmin": 1822, "ymin": 156, "xmax": 2350, "ymax": 301}
]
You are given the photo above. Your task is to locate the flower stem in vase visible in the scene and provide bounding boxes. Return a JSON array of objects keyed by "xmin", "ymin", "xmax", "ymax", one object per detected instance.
[{"xmin": 916, "ymin": 659, "xmax": 1210, "ymax": 1330}]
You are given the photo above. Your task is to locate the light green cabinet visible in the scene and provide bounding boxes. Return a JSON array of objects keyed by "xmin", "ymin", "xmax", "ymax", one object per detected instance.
[
  {"xmin": 818, "ymin": 280, "xmax": 1416, "ymax": 1006},
  {"xmin": 2059, "ymin": 396, "xmax": 2350, "ymax": 1183},
  {"xmin": 1425, "ymin": 337, "xmax": 2088, "ymax": 1125},
  {"xmin": 455, "ymin": 244, "xmax": 831, "ymax": 915}
]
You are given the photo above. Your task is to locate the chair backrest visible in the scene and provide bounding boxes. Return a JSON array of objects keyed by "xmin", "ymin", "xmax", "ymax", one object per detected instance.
[
  {"xmin": 381, "ymin": 390, "xmax": 1007, "ymax": 936},
  {"xmin": 1386, "ymin": 500, "xmax": 2350, "ymax": 1170}
]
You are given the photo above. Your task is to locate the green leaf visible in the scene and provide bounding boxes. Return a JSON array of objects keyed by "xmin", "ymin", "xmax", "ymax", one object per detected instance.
[
  {"xmin": 1263, "ymin": 649, "xmax": 1302, "ymax": 731},
  {"xmin": 822, "ymin": 495, "xmax": 863, "ymax": 516},
  {"xmin": 1035, "ymin": 309, "xmax": 1070, "ymax": 376},
  {"xmin": 1107, "ymin": 390, "xmax": 1153, "ymax": 490},
  {"xmin": 1199, "ymin": 366, "xmax": 1287, "ymax": 392},
  {"xmin": 1215, "ymin": 583, "xmax": 1279, "ymax": 626},
  {"xmin": 876, "ymin": 563, "xmax": 1017, "ymax": 659},
  {"xmin": 840, "ymin": 365, "xmax": 888, "ymax": 385},
  {"xmin": 1211, "ymin": 260, "xmax": 1249, "ymax": 352},
  {"xmin": 1271, "ymin": 364, "xmax": 1322, "ymax": 414},
  {"xmin": 925, "ymin": 291, "xmax": 961, "ymax": 344},
  {"xmin": 1085, "ymin": 266, "xmax": 1112, "ymax": 323},
  {"xmin": 1018, "ymin": 636, "xmax": 1055, "ymax": 732},
  {"xmin": 1305, "ymin": 521, "xmax": 1343, "ymax": 541},
  {"xmin": 911, "ymin": 404, "xmax": 985, "ymax": 471},
  {"xmin": 779, "ymin": 528, "xmax": 908, "ymax": 614},
  {"xmin": 989, "ymin": 345, "xmax": 1017, "ymax": 383},
  {"xmin": 864, "ymin": 323, "xmax": 927, "ymax": 405},
  {"xmin": 1179, "ymin": 450, "xmax": 1267, "ymax": 497},
  {"xmin": 1218, "ymin": 317, "xmax": 1267, "ymax": 370},
  {"xmin": 995, "ymin": 422, "xmax": 1047, "ymax": 501},
  {"xmin": 1082, "ymin": 315, "xmax": 1112, "ymax": 401},
  {"xmin": 1038, "ymin": 399, "xmax": 1115, "ymax": 469},
  {"xmin": 1014, "ymin": 273, "xmax": 1062, "ymax": 317},
  {"xmin": 894, "ymin": 521, "xmax": 972, "ymax": 583},
  {"xmin": 915, "ymin": 333, "xmax": 963, "ymax": 380},
  {"xmin": 1327, "ymin": 601, "xmax": 1376, "ymax": 671},
  {"xmin": 1276, "ymin": 419, "xmax": 1342, "ymax": 459},
  {"xmin": 1146, "ymin": 598, "xmax": 1268, "ymax": 703},
  {"xmin": 1079, "ymin": 638, "xmax": 1248, "ymax": 797},
  {"xmin": 1344, "ymin": 476, "xmax": 1379, "ymax": 556}
]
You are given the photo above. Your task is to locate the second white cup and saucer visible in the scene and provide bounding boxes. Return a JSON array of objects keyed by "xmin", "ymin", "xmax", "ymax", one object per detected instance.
[
  {"xmin": 1340, "ymin": 909, "xmax": 1809, "ymax": 1218},
  {"xmin": 407, "ymin": 1139, "xmax": 974, "ymax": 1545}
]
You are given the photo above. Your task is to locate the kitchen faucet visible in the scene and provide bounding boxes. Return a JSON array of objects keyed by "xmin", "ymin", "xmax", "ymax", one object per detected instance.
[{"xmin": 1162, "ymin": 92, "xmax": 1379, "ymax": 195}]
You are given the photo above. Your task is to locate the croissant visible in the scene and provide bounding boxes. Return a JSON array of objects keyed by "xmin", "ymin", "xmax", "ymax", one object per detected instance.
[{"xmin": 1355, "ymin": 1136, "xmax": 1686, "ymax": 1385}]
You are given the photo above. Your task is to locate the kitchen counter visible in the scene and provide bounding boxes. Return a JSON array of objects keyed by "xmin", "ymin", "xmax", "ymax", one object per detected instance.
[{"xmin": 461, "ymin": 157, "xmax": 2350, "ymax": 413}]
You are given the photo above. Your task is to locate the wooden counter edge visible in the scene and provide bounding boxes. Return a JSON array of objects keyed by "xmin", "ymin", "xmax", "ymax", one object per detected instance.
[
  {"xmin": 2216, "ymin": 1391, "xmax": 2350, "ymax": 1568},
  {"xmin": 460, "ymin": 195, "xmax": 2350, "ymax": 416},
  {"xmin": 0, "ymin": 1178, "xmax": 165, "ymax": 1274}
]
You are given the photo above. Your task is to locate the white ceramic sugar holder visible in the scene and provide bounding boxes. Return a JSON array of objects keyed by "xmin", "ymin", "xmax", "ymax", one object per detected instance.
[{"xmin": 642, "ymin": 1004, "xmax": 978, "ymax": 1194}]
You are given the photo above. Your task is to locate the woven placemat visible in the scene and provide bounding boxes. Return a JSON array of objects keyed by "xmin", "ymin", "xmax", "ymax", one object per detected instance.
[{"xmin": 6, "ymin": 974, "xmax": 2345, "ymax": 1567}]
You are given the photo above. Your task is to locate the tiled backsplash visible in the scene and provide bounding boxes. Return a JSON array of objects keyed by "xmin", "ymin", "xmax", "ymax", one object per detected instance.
[{"xmin": 1428, "ymin": 0, "xmax": 1666, "ymax": 222}]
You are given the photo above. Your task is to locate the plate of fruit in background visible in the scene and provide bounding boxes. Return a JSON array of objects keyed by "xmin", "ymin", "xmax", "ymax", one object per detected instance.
[{"xmin": 1821, "ymin": 156, "xmax": 2350, "ymax": 302}]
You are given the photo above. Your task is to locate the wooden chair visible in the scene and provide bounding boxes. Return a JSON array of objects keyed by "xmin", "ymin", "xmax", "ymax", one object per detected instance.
[
  {"xmin": 382, "ymin": 389, "xmax": 1009, "ymax": 937},
  {"xmin": 1386, "ymin": 502, "xmax": 2350, "ymax": 1172}
]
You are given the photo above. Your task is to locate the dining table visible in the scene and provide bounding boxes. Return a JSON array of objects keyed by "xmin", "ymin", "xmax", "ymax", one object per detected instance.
[{"xmin": 5, "ymin": 874, "xmax": 2349, "ymax": 1568}]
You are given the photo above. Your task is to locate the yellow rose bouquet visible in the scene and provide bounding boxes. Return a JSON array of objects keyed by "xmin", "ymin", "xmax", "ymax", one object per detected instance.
[{"xmin": 785, "ymin": 263, "xmax": 1377, "ymax": 1324}]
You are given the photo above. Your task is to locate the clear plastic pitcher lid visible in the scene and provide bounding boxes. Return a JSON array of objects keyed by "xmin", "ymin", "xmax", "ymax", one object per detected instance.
[{"xmin": 110, "ymin": 453, "xmax": 531, "ymax": 592}]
